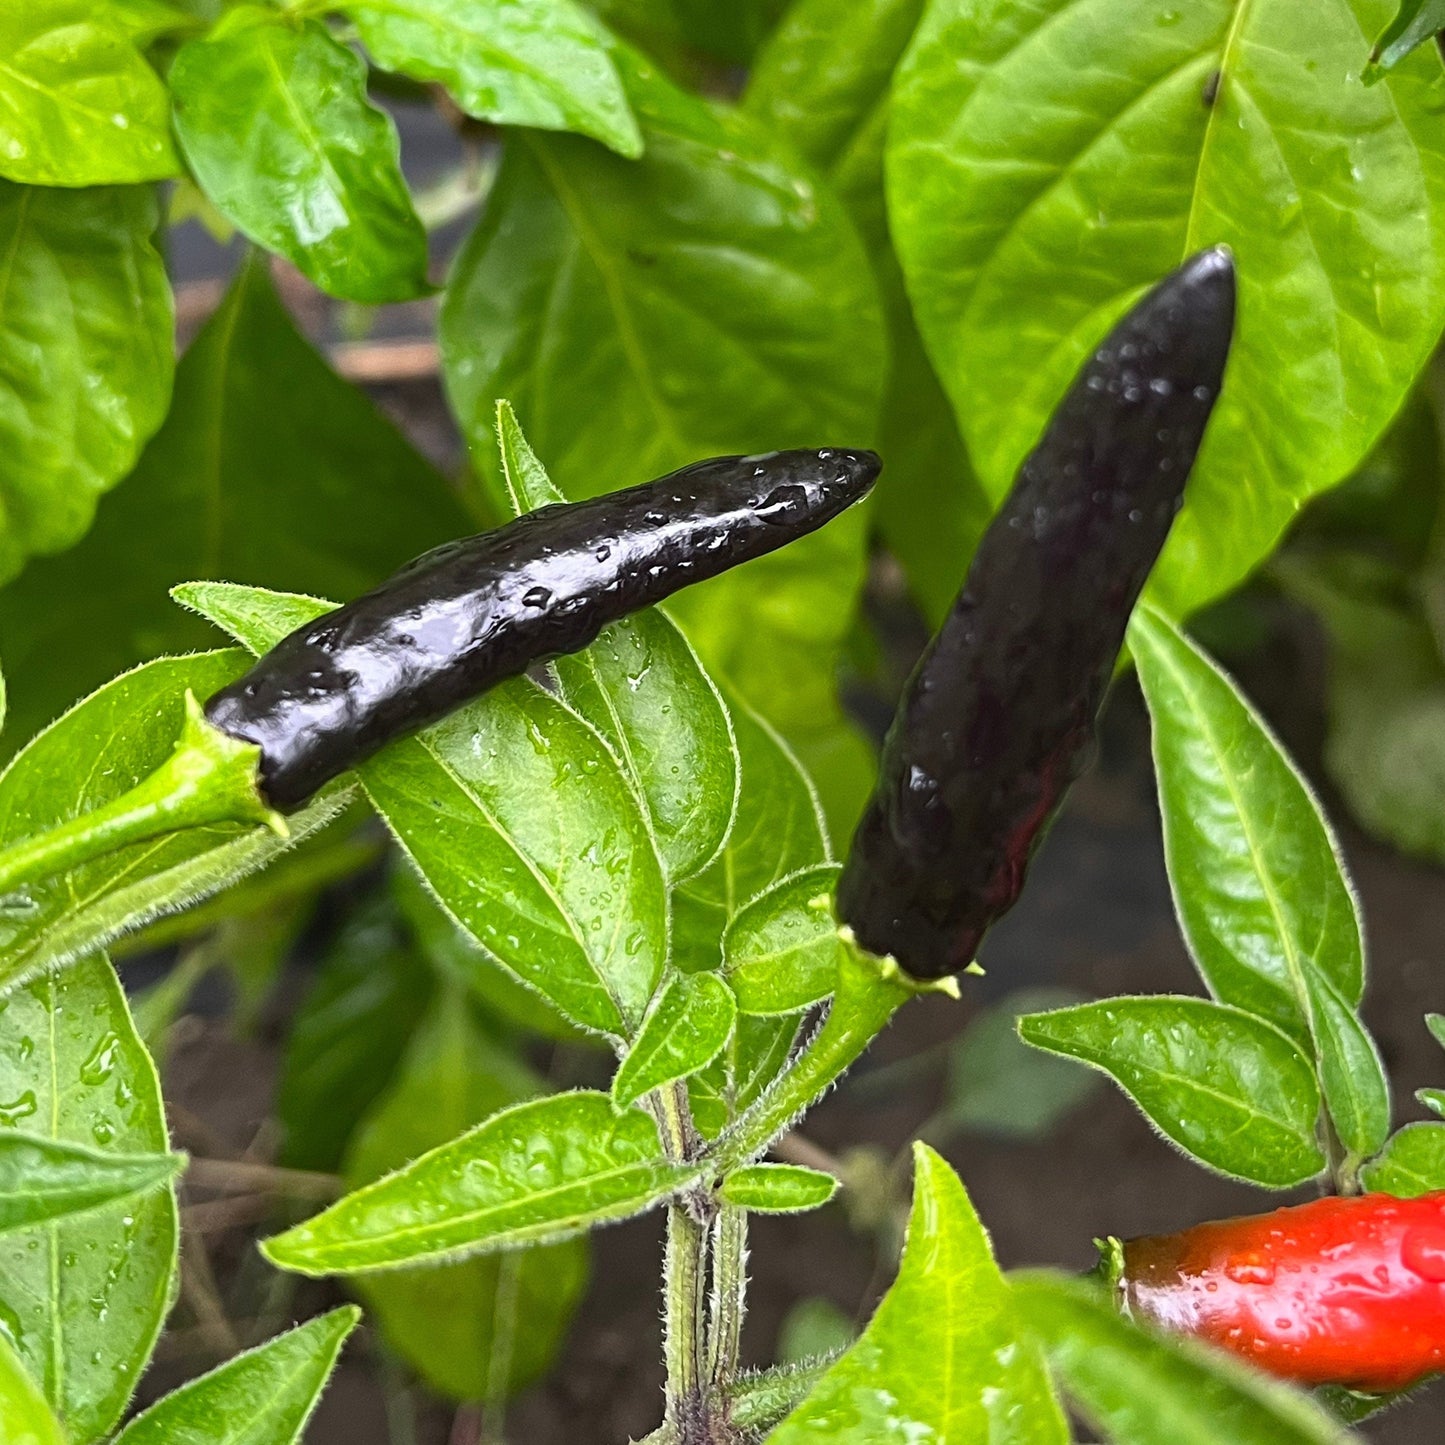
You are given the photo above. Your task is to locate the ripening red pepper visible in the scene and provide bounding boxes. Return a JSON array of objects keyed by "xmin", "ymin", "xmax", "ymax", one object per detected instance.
[{"xmin": 1112, "ymin": 1192, "xmax": 1445, "ymax": 1391}]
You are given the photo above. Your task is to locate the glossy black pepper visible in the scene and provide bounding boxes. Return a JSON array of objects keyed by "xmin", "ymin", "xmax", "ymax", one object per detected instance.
[
  {"xmin": 205, "ymin": 448, "xmax": 881, "ymax": 810},
  {"xmin": 837, "ymin": 249, "xmax": 1236, "ymax": 979}
]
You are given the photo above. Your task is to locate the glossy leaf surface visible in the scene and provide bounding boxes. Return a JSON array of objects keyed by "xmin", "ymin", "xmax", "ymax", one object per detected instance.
[
  {"xmin": 1018, "ymin": 997, "xmax": 1326, "ymax": 1187},
  {"xmin": 721, "ymin": 864, "xmax": 843, "ymax": 1016},
  {"xmin": 0, "ymin": 957, "xmax": 177, "ymax": 1441},
  {"xmin": 0, "ymin": 3, "xmax": 178, "ymax": 184},
  {"xmin": 612, "ymin": 972, "xmax": 737, "ymax": 1109},
  {"xmin": 171, "ymin": 7, "xmax": 429, "ymax": 302},
  {"xmin": 0, "ymin": 1334, "xmax": 62, "ymax": 1445},
  {"xmin": 112, "ymin": 1307, "xmax": 359, "ymax": 1445},
  {"xmin": 264, "ymin": 1091, "xmax": 697, "ymax": 1274},
  {"xmin": 344, "ymin": 0, "xmax": 641, "ymax": 156},
  {"xmin": 720, "ymin": 1163, "xmax": 837, "ymax": 1214},
  {"xmin": 0, "ymin": 1136, "xmax": 179, "ymax": 1235},
  {"xmin": 0, "ymin": 182, "xmax": 172, "ymax": 588},
  {"xmin": 1360, "ymin": 1122, "xmax": 1445, "ymax": 1195},
  {"xmin": 770, "ymin": 1145, "xmax": 1066, "ymax": 1443},
  {"xmin": 888, "ymin": 0, "xmax": 1445, "ymax": 616}
]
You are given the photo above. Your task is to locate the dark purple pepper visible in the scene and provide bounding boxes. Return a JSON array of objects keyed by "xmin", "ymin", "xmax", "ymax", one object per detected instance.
[
  {"xmin": 837, "ymin": 249, "xmax": 1236, "ymax": 979},
  {"xmin": 205, "ymin": 448, "xmax": 880, "ymax": 810}
]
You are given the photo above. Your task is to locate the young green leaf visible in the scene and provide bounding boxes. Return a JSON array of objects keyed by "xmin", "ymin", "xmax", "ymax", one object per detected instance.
[
  {"xmin": 263, "ymin": 1091, "xmax": 700, "ymax": 1275},
  {"xmin": 1018, "ymin": 997, "xmax": 1327, "ymax": 1188},
  {"xmin": 340, "ymin": 0, "xmax": 642, "ymax": 156},
  {"xmin": 888, "ymin": 0, "xmax": 1445, "ymax": 618},
  {"xmin": 687, "ymin": 1013, "xmax": 800, "ymax": 1140},
  {"xmin": 721, "ymin": 864, "xmax": 844, "ymax": 1016},
  {"xmin": 0, "ymin": 3, "xmax": 178, "ymax": 184},
  {"xmin": 170, "ymin": 7, "xmax": 429, "ymax": 302},
  {"xmin": 0, "ymin": 956, "xmax": 178, "ymax": 1441},
  {"xmin": 770, "ymin": 1145, "xmax": 1067, "ymax": 1443},
  {"xmin": 0, "ymin": 653, "xmax": 349, "ymax": 989},
  {"xmin": 1428, "ymin": 1012, "xmax": 1445, "ymax": 1051},
  {"xmin": 719, "ymin": 1163, "xmax": 838, "ymax": 1213},
  {"xmin": 612, "ymin": 973, "xmax": 737, "ymax": 1110},
  {"xmin": 0, "ymin": 1333, "xmax": 63, "ymax": 1445},
  {"xmin": 1369, "ymin": 0, "xmax": 1445, "ymax": 74},
  {"xmin": 1360, "ymin": 1122, "xmax": 1445, "ymax": 1195},
  {"xmin": 0, "ymin": 1136, "xmax": 180, "ymax": 1235},
  {"xmin": 0, "ymin": 182, "xmax": 173, "ymax": 588},
  {"xmin": 592, "ymin": 0, "xmax": 789, "ymax": 64},
  {"xmin": 1010, "ymin": 1272, "xmax": 1353, "ymax": 1445},
  {"xmin": 1418, "ymin": 1088, "xmax": 1445, "ymax": 1118},
  {"xmin": 111, "ymin": 1307, "xmax": 360, "ymax": 1445},
  {"xmin": 343, "ymin": 992, "xmax": 588, "ymax": 1402}
]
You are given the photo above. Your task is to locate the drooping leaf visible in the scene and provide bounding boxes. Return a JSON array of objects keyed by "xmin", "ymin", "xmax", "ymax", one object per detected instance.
[
  {"xmin": 721, "ymin": 864, "xmax": 843, "ymax": 1016},
  {"xmin": 0, "ymin": 1333, "xmax": 63, "ymax": 1445},
  {"xmin": 1369, "ymin": 0, "xmax": 1445, "ymax": 74},
  {"xmin": 0, "ymin": 181, "xmax": 172, "ymax": 588},
  {"xmin": 0, "ymin": 956, "xmax": 178, "ymax": 1441},
  {"xmin": 0, "ymin": 1136, "xmax": 180, "ymax": 1235},
  {"xmin": 112, "ymin": 1307, "xmax": 360, "ymax": 1445},
  {"xmin": 1360, "ymin": 1121, "xmax": 1445, "ymax": 1195},
  {"xmin": 1018, "ymin": 996, "xmax": 1327, "ymax": 1188},
  {"xmin": 1011, "ymin": 1272, "xmax": 1354, "ymax": 1445},
  {"xmin": 0, "ymin": 256, "xmax": 470, "ymax": 752},
  {"xmin": 170, "ymin": 7, "xmax": 429, "ymax": 302},
  {"xmin": 611, "ymin": 971, "xmax": 737, "ymax": 1109},
  {"xmin": 0, "ymin": 3, "xmax": 178, "ymax": 184},
  {"xmin": 720, "ymin": 1163, "xmax": 837, "ymax": 1214},
  {"xmin": 342, "ymin": 0, "xmax": 641, "ymax": 156},
  {"xmin": 888, "ymin": 0, "xmax": 1445, "ymax": 617},
  {"xmin": 0, "ymin": 652, "xmax": 349, "ymax": 989},
  {"xmin": 770, "ymin": 1145, "xmax": 1067, "ymax": 1443},
  {"xmin": 263, "ymin": 1091, "xmax": 700, "ymax": 1274},
  {"xmin": 344, "ymin": 992, "xmax": 588, "ymax": 1402}
]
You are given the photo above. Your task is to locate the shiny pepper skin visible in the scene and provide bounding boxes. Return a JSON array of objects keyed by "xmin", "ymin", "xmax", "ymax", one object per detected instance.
[{"xmin": 1118, "ymin": 1192, "xmax": 1445, "ymax": 1391}]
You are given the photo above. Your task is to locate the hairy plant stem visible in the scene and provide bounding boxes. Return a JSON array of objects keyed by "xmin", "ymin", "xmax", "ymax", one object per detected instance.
[{"xmin": 707, "ymin": 1205, "xmax": 748, "ymax": 1393}]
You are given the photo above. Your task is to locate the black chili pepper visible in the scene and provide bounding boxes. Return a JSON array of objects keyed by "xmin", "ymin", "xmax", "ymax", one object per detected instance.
[
  {"xmin": 205, "ymin": 448, "xmax": 881, "ymax": 810},
  {"xmin": 836, "ymin": 248, "xmax": 1236, "ymax": 979}
]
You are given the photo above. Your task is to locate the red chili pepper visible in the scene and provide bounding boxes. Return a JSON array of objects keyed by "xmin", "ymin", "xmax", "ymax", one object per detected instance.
[{"xmin": 1111, "ymin": 1192, "xmax": 1445, "ymax": 1391}]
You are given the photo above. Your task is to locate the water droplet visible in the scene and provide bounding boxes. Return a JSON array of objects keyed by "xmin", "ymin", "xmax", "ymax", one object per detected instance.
[
  {"xmin": 0, "ymin": 1091, "xmax": 36, "ymax": 1126},
  {"xmin": 80, "ymin": 1032, "xmax": 120, "ymax": 1085},
  {"xmin": 1225, "ymin": 1256, "xmax": 1276, "ymax": 1286},
  {"xmin": 91, "ymin": 1117, "xmax": 116, "ymax": 1146},
  {"xmin": 1402, "ymin": 1225, "xmax": 1445, "ymax": 1282},
  {"xmin": 757, "ymin": 484, "xmax": 808, "ymax": 525},
  {"xmin": 16, "ymin": 1036, "xmax": 32, "ymax": 1062},
  {"xmin": 0, "ymin": 1300, "xmax": 24, "ymax": 1350},
  {"xmin": 522, "ymin": 586, "xmax": 552, "ymax": 608}
]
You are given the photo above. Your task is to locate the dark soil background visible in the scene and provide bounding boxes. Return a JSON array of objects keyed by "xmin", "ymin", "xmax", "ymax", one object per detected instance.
[{"xmin": 137, "ymin": 100, "xmax": 1445, "ymax": 1443}]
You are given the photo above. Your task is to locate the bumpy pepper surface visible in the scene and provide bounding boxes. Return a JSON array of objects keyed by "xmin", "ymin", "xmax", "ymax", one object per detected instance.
[
  {"xmin": 836, "ymin": 249, "xmax": 1236, "ymax": 979},
  {"xmin": 204, "ymin": 449, "xmax": 879, "ymax": 810},
  {"xmin": 1115, "ymin": 1192, "xmax": 1445, "ymax": 1391}
]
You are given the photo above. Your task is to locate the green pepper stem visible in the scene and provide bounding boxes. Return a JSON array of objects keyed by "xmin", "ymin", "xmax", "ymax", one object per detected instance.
[
  {"xmin": 707, "ymin": 1204, "xmax": 748, "ymax": 1394},
  {"xmin": 0, "ymin": 692, "xmax": 283, "ymax": 900}
]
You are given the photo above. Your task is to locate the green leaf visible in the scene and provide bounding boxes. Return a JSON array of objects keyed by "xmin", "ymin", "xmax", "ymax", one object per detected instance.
[
  {"xmin": 0, "ymin": 1136, "xmax": 180, "ymax": 1235},
  {"xmin": 343, "ymin": 992, "xmax": 588, "ymax": 1402},
  {"xmin": 611, "ymin": 972, "xmax": 737, "ymax": 1109},
  {"xmin": 439, "ymin": 44, "xmax": 885, "ymax": 823},
  {"xmin": 947, "ymin": 987, "xmax": 1103, "ymax": 1140},
  {"xmin": 0, "ymin": 956, "xmax": 177, "ymax": 1441},
  {"xmin": 183, "ymin": 582, "xmax": 672, "ymax": 1038},
  {"xmin": 770, "ymin": 1144, "xmax": 1067, "ymax": 1443},
  {"xmin": 1129, "ymin": 605, "xmax": 1389, "ymax": 1160},
  {"xmin": 1369, "ymin": 0, "xmax": 1445, "ymax": 73},
  {"xmin": 0, "ymin": 255, "xmax": 470, "ymax": 753},
  {"xmin": 0, "ymin": 1333, "xmax": 63, "ymax": 1445},
  {"xmin": 777, "ymin": 1299, "xmax": 855, "ymax": 1366},
  {"xmin": 1010, "ymin": 1271, "xmax": 1354, "ymax": 1445},
  {"xmin": 170, "ymin": 7, "xmax": 429, "ymax": 302},
  {"xmin": 0, "ymin": 653, "xmax": 349, "ymax": 989},
  {"xmin": 588, "ymin": 0, "xmax": 790, "ymax": 64},
  {"xmin": 0, "ymin": 3, "xmax": 178, "ymax": 184},
  {"xmin": 1418, "ymin": 1087, "xmax": 1445, "ymax": 1118},
  {"xmin": 112, "ymin": 1307, "xmax": 360, "ymax": 1445},
  {"xmin": 688, "ymin": 1013, "xmax": 800, "ymax": 1140},
  {"xmin": 1360, "ymin": 1121, "xmax": 1445, "ymax": 1195},
  {"xmin": 0, "ymin": 181, "xmax": 173, "ymax": 588},
  {"xmin": 721, "ymin": 864, "xmax": 843, "ymax": 1016},
  {"xmin": 1017, "ymin": 996, "xmax": 1326, "ymax": 1187},
  {"xmin": 888, "ymin": 0, "xmax": 1445, "ymax": 617},
  {"xmin": 1428, "ymin": 1012, "xmax": 1445, "ymax": 1051},
  {"xmin": 342, "ymin": 0, "xmax": 641, "ymax": 156},
  {"xmin": 263, "ymin": 1091, "xmax": 700, "ymax": 1274},
  {"xmin": 720, "ymin": 1163, "xmax": 837, "ymax": 1214}
]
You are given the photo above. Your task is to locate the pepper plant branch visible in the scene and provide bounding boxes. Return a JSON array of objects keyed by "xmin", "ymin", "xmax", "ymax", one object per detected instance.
[{"xmin": 706, "ymin": 1204, "xmax": 748, "ymax": 1394}]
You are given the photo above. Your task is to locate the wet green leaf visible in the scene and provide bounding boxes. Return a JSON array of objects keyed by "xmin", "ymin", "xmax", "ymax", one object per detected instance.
[
  {"xmin": 344, "ymin": 992, "xmax": 587, "ymax": 1401},
  {"xmin": 1018, "ymin": 996, "xmax": 1326, "ymax": 1187},
  {"xmin": 343, "ymin": 0, "xmax": 641, "ymax": 156},
  {"xmin": 0, "ymin": 652, "xmax": 349, "ymax": 989},
  {"xmin": 0, "ymin": 956, "xmax": 177, "ymax": 1441},
  {"xmin": 612, "ymin": 972, "xmax": 737, "ymax": 1109},
  {"xmin": 1011, "ymin": 1272, "xmax": 1354, "ymax": 1444},
  {"xmin": 0, "ymin": 182, "xmax": 172, "ymax": 588},
  {"xmin": 0, "ymin": 1333, "xmax": 62, "ymax": 1445},
  {"xmin": 1360, "ymin": 1121, "xmax": 1445, "ymax": 1194},
  {"xmin": 171, "ymin": 7, "xmax": 429, "ymax": 302},
  {"xmin": 112, "ymin": 1307, "xmax": 360, "ymax": 1445},
  {"xmin": 0, "ymin": 257, "xmax": 469, "ymax": 753},
  {"xmin": 1369, "ymin": 0, "xmax": 1445, "ymax": 73},
  {"xmin": 720, "ymin": 1163, "xmax": 837, "ymax": 1214},
  {"xmin": 0, "ymin": 3, "xmax": 178, "ymax": 184},
  {"xmin": 0, "ymin": 1136, "xmax": 180, "ymax": 1235},
  {"xmin": 263, "ymin": 1091, "xmax": 699, "ymax": 1274},
  {"xmin": 721, "ymin": 864, "xmax": 843, "ymax": 1016},
  {"xmin": 770, "ymin": 1145, "xmax": 1066, "ymax": 1443},
  {"xmin": 888, "ymin": 0, "xmax": 1445, "ymax": 617}
]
